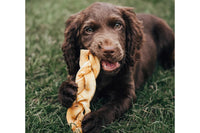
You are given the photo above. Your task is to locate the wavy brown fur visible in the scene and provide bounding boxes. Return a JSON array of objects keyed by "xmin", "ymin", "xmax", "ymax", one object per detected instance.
[{"xmin": 119, "ymin": 7, "xmax": 144, "ymax": 66}]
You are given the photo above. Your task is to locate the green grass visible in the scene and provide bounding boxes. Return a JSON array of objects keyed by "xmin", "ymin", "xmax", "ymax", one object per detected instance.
[{"xmin": 26, "ymin": 0, "xmax": 174, "ymax": 132}]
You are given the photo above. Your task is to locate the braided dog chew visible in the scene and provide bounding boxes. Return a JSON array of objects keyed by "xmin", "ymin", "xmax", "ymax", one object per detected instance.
[{"xmin": 66, "ymin": 50, "xmax": 100, "ymax": 132}]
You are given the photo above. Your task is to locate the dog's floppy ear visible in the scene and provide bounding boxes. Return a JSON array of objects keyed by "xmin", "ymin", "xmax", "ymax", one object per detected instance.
[
  {"xmin": 118, "ymin": 7, "xmax": 144, "ymax": 66},
  {"xmin": 62, "ymin": 12, "xmax": 83, "ymax": 75}
]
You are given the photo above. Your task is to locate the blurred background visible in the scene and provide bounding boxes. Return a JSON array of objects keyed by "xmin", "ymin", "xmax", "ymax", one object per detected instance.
[{"xmin": 26, "ymin": 0, "xmax": 174, "ymax": 132}]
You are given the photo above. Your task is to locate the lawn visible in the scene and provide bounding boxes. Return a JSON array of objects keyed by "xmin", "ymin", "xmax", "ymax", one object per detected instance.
[{"xmin": 26, "ymin": 0, "xmax": 174, "ymax": 132}]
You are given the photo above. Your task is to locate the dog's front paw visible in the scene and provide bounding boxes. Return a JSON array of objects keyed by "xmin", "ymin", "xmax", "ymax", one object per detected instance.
[
  {"xmin": 58, "ymin": 80, "xmax": 78, "ymax": 108},
  {"xmin": 82, "ymin": 111, "xmax": 103, "ymax": 133}
]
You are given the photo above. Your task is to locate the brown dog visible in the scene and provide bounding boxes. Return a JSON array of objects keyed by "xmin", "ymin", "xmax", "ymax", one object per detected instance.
[{"xmin": 59, "ymin": 2, "xmax": 174, "ymax": 133}]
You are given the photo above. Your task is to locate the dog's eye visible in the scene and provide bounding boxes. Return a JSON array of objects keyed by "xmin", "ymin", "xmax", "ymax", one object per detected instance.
[
  {"xmin": 84, "ymin": 26, "xmax": 93, "ymax": 33},
  {"xmin": 114, "ymin": 22, "xmax": 122, "ymax": 30}
]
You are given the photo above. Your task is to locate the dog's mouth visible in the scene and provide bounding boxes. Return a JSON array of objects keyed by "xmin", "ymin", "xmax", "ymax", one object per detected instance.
[{"xmin": 101, "ymin": 60, "xmax": 120, "ymax": 72}]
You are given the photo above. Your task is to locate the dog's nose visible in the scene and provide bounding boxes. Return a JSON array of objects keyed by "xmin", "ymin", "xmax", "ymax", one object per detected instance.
[{"xmin": 102, "ymin": 46, "xmax": 115, "ymax": 57}]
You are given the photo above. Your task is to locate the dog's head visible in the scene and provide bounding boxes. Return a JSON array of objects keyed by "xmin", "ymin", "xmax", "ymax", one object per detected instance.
[{"xmin": 62, "ymin": 2, "xmax": 144, "ymax": 76}]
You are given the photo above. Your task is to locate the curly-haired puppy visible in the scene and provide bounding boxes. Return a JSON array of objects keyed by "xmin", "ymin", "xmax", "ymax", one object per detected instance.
[{"xmin": 59, "ymin": 2, "xmax": 174, "ymax": 133}]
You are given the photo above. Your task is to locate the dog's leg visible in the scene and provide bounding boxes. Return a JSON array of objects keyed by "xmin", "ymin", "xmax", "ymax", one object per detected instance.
[
  {"xmin": 58, "ymin": 75, "xmax": 78, "ymax": 108},
  {"xmin": 81, "ymin": 73, "xmax": 136, "ymax": 133}
]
